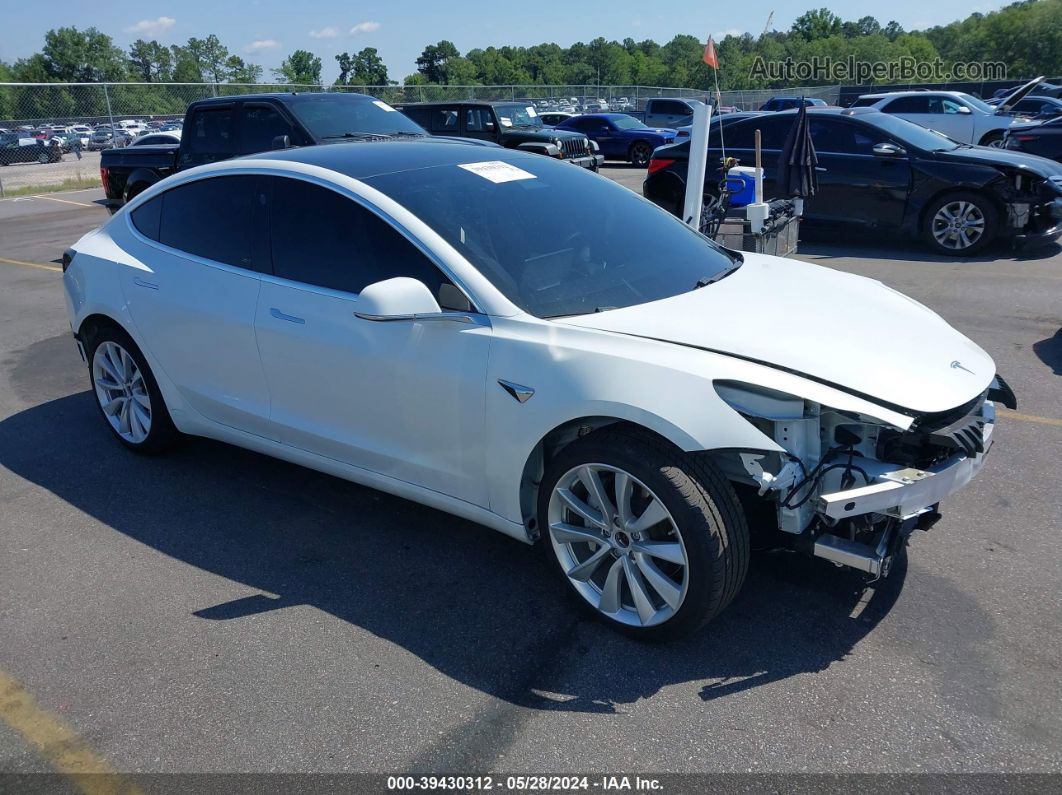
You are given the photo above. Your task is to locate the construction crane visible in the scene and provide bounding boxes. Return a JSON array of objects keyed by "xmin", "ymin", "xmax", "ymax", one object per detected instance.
[{"xmin": 761, "ymin": 11, "xmax": 774, "ymax": 38}]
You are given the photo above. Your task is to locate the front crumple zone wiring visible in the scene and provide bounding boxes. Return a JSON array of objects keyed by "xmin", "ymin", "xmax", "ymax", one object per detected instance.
[{"xmin": 780, "ymin": 446, "xmax": 871, "ymax": 511}]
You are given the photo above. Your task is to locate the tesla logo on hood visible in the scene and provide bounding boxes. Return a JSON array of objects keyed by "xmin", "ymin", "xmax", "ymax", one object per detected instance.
[{"xmin": 951, "ymin": 360, "xmax": 976, "ymax": 374}]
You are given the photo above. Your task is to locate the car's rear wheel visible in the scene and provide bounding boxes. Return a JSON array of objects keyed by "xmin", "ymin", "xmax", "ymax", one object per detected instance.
[
  {"xmin": 629, "ymin": 141, "xmax": 653, "ymax": 168},
  {"xmin": 86, "ymin": 326, "xmax": 178, "ymax": 454},
  {"xmin": 922, "ymin": 191, "xmax": 998, "ymax": 255},
  {"xmin": 539, "ymin": 428, "xmax": 749, "ymax": 640}
]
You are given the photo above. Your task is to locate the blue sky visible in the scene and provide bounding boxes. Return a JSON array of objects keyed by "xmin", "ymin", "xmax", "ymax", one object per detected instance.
[{"xmin": 2, "ymin": 0, "xmax": 1007, "ymax": 82}]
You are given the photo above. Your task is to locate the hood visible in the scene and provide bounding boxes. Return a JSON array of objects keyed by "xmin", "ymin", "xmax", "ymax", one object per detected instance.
[
  {"xmin": 996, "ymin": 76, "xmax": 1044, "ymax": 113},
  {"xmin": 560, "ymin": 253, "xmax": 994, "ymax": 415},
  {"xmin": 934, "ymin": 143, "xmax": 1062, "ymax": 179}
]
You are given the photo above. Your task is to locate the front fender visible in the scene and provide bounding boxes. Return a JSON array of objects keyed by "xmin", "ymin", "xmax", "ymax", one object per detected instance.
[{"xmin": 484, "ymin": 316, "xmax": 913, "ymax": 525}]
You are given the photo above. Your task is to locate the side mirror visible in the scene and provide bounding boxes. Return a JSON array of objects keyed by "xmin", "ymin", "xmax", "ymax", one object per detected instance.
[
  {"xmin": 872, "ymin": 142, "xmax": 906, "ymax": 157},
  {"xmin": 271, "ymin": 134, "xmax": 291, "ymax": 150},
  {"xmin": 957, "ymin": 106, "xmax": 972, "ymax": 114},
  {"xmin": 355, "ymin": 277, "xmax": 473, "ymax": 323}
]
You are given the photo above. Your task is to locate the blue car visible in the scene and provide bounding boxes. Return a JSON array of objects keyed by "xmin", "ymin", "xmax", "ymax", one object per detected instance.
[{"xmin": 555, "ymin": 113, "xmax": 676, "ymax": 167}]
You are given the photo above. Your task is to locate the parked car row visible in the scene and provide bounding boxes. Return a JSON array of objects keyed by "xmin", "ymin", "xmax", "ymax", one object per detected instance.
[{"xmin": 643, "ymin": 107, "xmax": 1062, "ymax": 255}]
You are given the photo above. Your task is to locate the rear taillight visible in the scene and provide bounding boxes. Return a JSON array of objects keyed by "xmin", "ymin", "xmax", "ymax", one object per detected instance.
[
  {"xmin": 61, "ymin": 248, "xmax": 74, "ymax": 273},
  {"xmin": 99, "ymin": 165, "xmax": 109, "ymax": 194},
  {"xmin": 647, "ymin": 158, "xmax": 675, "ymax": 175}
]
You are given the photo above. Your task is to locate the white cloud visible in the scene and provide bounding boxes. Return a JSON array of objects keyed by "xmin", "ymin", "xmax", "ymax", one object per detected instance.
[
  {"xmin": 350, "ymin": 21, "xmax": 381, "ymax": 34},
  {"xmin": 124, "ymin": 16, "xmax": 176, "ymax": 36},
  {"xmin": 309, "ymin": 27, "xmax": 339, "ymax": 39},
  {"xmin": 244, "ymin": 39, "xmax": 278, "ymax": 54}
]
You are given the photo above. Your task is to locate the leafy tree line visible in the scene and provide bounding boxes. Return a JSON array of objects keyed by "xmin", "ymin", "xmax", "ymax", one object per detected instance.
[{"xmin": 1, "ymin": 2, "xmax": 1059, "ymax": 120}]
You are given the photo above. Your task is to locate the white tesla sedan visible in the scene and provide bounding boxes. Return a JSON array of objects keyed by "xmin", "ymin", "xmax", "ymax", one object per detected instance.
[{"xmin": 62, "ymin": 142, "xmax": 1014, "ymax": 639}]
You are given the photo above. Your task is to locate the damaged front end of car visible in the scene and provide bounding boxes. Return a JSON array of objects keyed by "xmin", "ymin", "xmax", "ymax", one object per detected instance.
[
  {"xmin": 710, "ymin": 375, "xmax": 1016, "ymax": 579},
  {"xmin": 995, "ymin": 169, "xmax": 1062, "ymax": 246}
]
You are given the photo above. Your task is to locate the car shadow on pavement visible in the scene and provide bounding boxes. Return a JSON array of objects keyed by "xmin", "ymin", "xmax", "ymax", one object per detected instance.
[
  {"xmin": 797, "ymin": 228, "xmax": 1062, "ymax": 263},
  {"xmin": 1033, "ymin": 328, "xmax": 1062, "ymax": 375},
  {"xmin": 0, "ymin": 335, "xmax": 910, "ymax": 716}
]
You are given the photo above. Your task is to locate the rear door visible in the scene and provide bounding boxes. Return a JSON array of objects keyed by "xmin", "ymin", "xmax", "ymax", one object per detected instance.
[
  {"xmin": 119, "ymin": 175, "xmax": 273, "ymax": 437},
  {"xmin": 647, "ymin": 100, "xmax": 693, "ymax": 128}
]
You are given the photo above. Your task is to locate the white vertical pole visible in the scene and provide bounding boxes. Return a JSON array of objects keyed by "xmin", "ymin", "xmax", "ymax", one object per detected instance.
[{"xmin": 682, "ymin": 102, "xmax": 713, "ymax": 231}]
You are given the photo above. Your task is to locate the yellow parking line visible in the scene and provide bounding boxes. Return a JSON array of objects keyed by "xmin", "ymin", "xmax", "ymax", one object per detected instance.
[
  {"xmin": 0, "ymin": 255, "xmax": 62, "ymax": 272},
  {"xmin": 0, "ymin": 668, "xmax": 141, "ymax": 795},
  {"xmin": 1001, "ymin": 410, "xmax": 1062, "ymax": 428},
  {"xmin": 33, "ymin": 194, "xmax": 96, "ymax": 208}
]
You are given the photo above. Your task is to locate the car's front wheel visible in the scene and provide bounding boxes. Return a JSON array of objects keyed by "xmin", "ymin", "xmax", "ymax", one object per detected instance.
[
  {"xmin": 87, "ymin": 325, "xmax": 178, "ymax": 453},
  {"xmin": 629, "ymin": 141, "xmax": 653, "ymax": 168},
  {"xmin": 539, "ymin": 428, "xmax": 749, "ymax": 640},
  {"xmin": 922, "ymin": 191, "xmax": 998, "ymax": 255}
]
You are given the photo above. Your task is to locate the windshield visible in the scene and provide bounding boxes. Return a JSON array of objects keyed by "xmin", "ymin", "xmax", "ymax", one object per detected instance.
[
  {"xmin": 365, "ymin": 156, "xmax": 740, "ymax": 318},
  {"xmin": 957, "ymin": 93, "xmax": 994, "ymax": 114},
  {"xmin": 612, "ymin": 115, "xmax": 647, "ymax": 130},
  {"xmin": 861, "ymin": 112, "xmax": 961, "ymax": 151},
  {"xmin": 493, "ymin": 104, "xmax": 541, "ymax": 128},
  {"xmin": 285, "ymin": 95, "xmax": 427, "ymax": 139}
]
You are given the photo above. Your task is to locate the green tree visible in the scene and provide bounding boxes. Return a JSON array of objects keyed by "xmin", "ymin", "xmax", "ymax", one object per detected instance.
[
  {"xmin": 128, "ymin": 39, "xmax": 173, "ymax": 82},
  {"xmin": 791, "ymin": 9, "xmax": 844, "ymax": 40},
  {"xmin": 336, "ymin": 48, "xmax": 390, "ymax": 86},
  {"xmin": 416, "ymin": 40, "xmax": 460, "ymax": 83},
  {"xmin": 225, "ymin": 56, "xmax": 262, "ymax": 84},
  {"xmin": 39, "ymin": 26, "xmax": 127, "ymax": 81},
  {"xmin": 274, "ymin": 50, "xmax": 322, "ymax": 85},
  {"xmin": 186, "ymin": 35, "xmax": 231, "ymax": 83}
]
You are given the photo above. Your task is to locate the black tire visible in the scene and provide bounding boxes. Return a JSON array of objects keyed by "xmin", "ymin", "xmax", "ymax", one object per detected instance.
[
  {"xmin": 538, "ymin": 427, "xmax": 749, "ymax": 641},
  {"xmin": 84, "ymin": 324, "xmax": 179, "ymax": 454},
  {"xmin": 629, "ymin": 141, "xmax": 653, "ymax": 168},
  {"xmin": 978, "ymin": 131, "xmax": 1004, "ymax": 148},
  {"xmin": 921, "ymin": 191, "xmax": 999, "ymax": 256}
]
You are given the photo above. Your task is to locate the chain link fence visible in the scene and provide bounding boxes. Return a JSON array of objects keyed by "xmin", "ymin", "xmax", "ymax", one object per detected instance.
[{"xmin": 1, "ymin": 82, "xmax": 839, "ymax": 129}]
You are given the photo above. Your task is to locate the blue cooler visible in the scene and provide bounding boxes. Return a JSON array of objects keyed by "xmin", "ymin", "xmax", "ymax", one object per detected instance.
[{"xmin": 725, "ymin": 166, "xmax": 757, "ymax": 207}]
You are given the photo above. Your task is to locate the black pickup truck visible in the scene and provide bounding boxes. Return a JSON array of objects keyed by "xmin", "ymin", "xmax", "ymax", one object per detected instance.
[
  {"xmin": 100, "ymin": 92, "xmax": 449, "ymax": 208},
  {"xmin": 395, "ymin": 101, "xmax": 603, "ymax": 170}
]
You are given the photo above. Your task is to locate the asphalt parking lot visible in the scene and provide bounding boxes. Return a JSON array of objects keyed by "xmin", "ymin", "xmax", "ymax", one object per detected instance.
[{"xmin": 0, "ymin": 172, "xmax": 1060, "ymax": 784}]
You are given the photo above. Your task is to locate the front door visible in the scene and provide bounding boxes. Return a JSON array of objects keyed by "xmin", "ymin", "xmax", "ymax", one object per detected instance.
[{"xmin": 253, "ymin": 176, "xmax": 492, "ymax": 505}]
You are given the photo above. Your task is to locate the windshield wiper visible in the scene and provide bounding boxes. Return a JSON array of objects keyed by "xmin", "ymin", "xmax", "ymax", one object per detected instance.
[
  {"xmin": 387, "ymin": 130, "xmax": 427, "ymax": 138},
  {"xmin": 322, "ymin": 132, "xmax": 392, "ymax": 141}
]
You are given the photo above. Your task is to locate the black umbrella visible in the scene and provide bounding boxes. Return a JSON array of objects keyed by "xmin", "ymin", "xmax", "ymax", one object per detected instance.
[{"xmin": 776, "ymin": 100, "xmax": 818, "ymax": 198}]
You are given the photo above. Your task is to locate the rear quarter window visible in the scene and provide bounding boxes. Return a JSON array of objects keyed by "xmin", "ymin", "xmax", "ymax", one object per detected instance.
[{"xmin": 130, "ymin": 196, "xmax": 162, "ymax": 241}]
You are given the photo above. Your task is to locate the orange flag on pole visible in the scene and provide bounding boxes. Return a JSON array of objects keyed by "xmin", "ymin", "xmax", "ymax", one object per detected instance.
[{"xmin": 703, "ymin": 36, "xmax": 719, "ymax": 69}]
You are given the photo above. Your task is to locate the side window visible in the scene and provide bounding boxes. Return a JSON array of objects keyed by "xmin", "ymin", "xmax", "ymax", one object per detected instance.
[
  {"xmin": 883, "ymin": 96, "xmax": 930, "ymax": 114},
  {"xmin": 653, "ymin": 100, "xmax": 686, "ymax": 116},
  {"xmin": 398, "ymin": 106, "xmax": 431, "ymax": 128},
  {"xmin": 723, "ymin": 118, "xmax": 787, "ymax": 149},
  {"xmin": 130, "ymin": 195, "xmax": 162, "ymax": 241},
  {"xmin": 268, "ymin": 177, "xmax": 448, "ymax": 297},
  {"xmin": 465, "ymin": 108, "xmax": 495, "ymax": 132},
  {"xmin": 181, "ymin": 106, "xmax": 235, "ymax": 160},
  {"xmin": 158, "ymin": 176, "xmax": 256, "ymax": 270},
  {"xmin": 431, "ymin": 107, "xmax": 459, "ymax": 133},
  {"xmin": 240, "ymin": 104, "xmax": 297, "ymax": 153}
]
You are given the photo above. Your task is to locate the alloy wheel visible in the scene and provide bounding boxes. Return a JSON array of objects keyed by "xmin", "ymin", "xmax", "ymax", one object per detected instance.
[
  {"xmin": 931, "ymin": 200, "xmax": 986, "ymax": 251},
  {"xmin": 92, "ymin": 341, "xmax": 152, "ymax": 444},
  {"xmin": 547, "ymin": 464, "xmax": 689, "ymax": 627}
]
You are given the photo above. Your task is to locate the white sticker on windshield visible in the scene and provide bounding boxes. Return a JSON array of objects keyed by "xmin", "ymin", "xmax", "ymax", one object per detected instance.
[
  {"xmin": 373, "ymin": 100, "xmax": 397, "ymax": 112},
  {"xmin": 525, "ymin": 106, "xmax": 537, "ymax": 117},
  {"xmin": 499, "ymin": 117, "xmax": 512, "ymax": 127},
  {"xmin": 458, "ymin": 160, "xmax": 537, "ymax": 183}
]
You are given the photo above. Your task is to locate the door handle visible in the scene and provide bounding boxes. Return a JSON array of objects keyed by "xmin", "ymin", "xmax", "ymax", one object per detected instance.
[
  {"xmin": 815, "ymin": 166, "xmax": 828, "ymax": 172},
  {"xmin": 132, "ymin": 277, "xmax": 159, "ymax": 290},
  {"xmin": 270, "ymin": 307, "xmax": 305, "ymax": 324}
]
